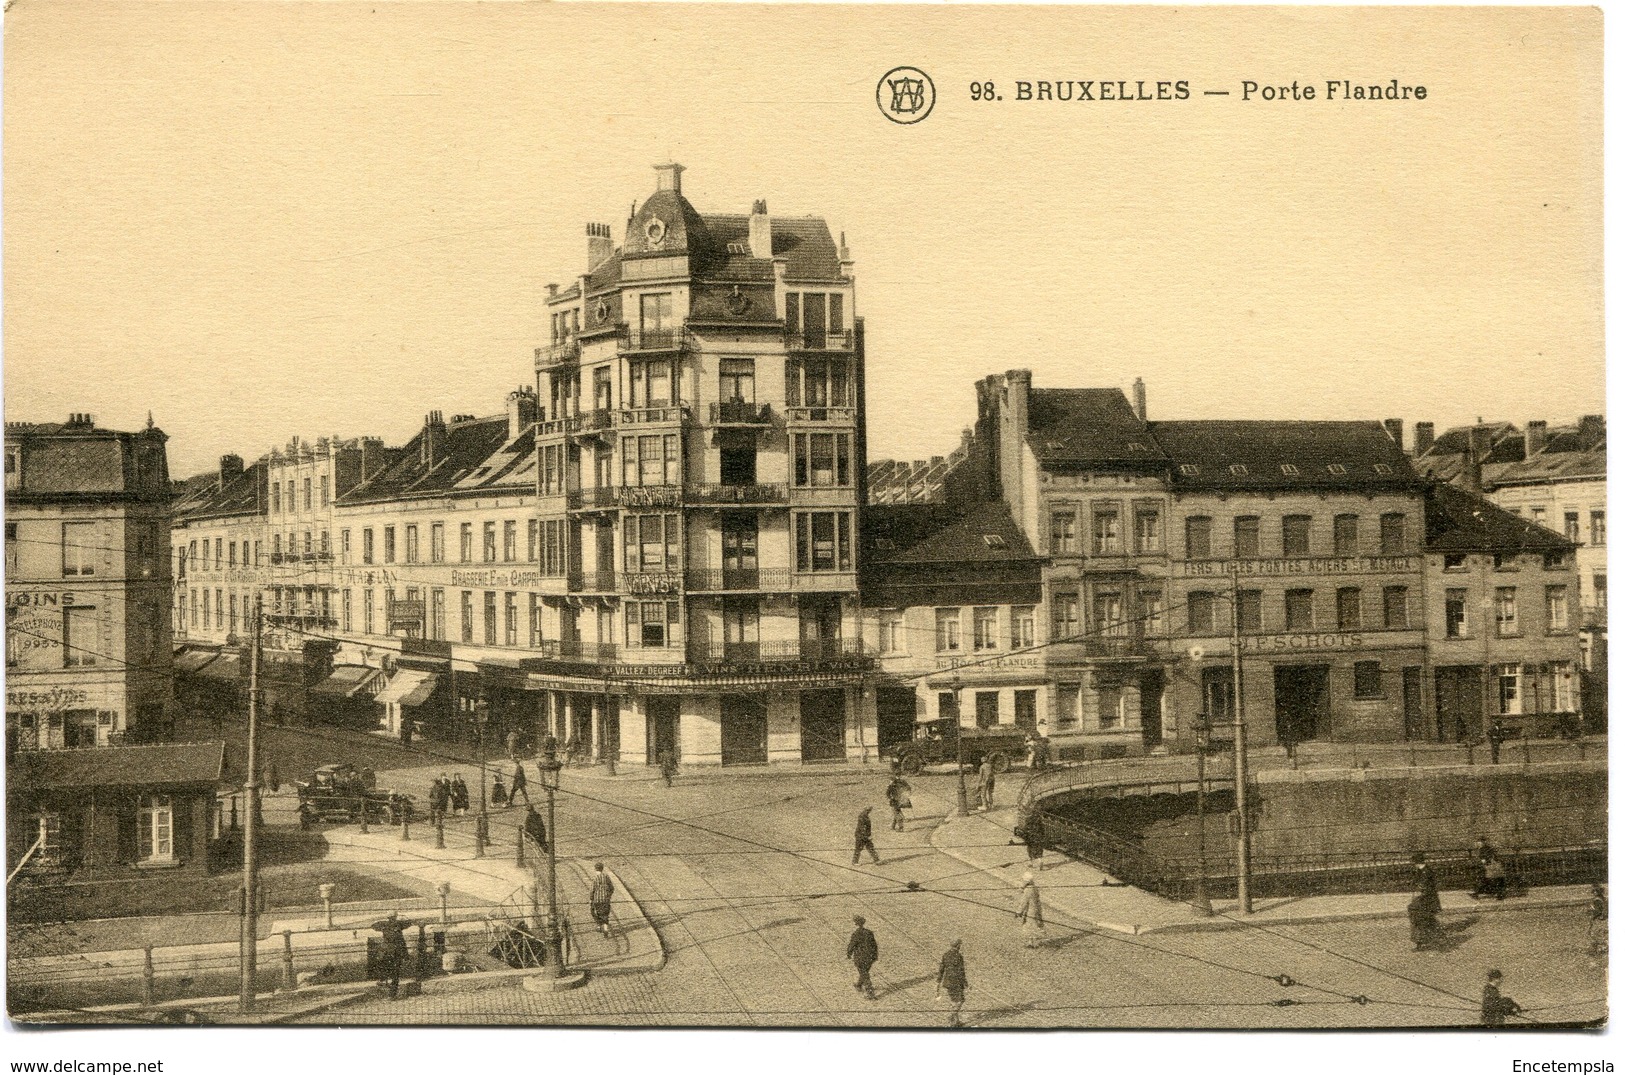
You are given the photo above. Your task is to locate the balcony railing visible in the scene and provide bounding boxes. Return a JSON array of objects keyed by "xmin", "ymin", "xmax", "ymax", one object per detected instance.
[
  {"xmin": 535, "ymin": 340, "xmax": 581, "ymax": 368},
  {"xmin": 624, "ymin": 571, "xmax": 685, "ymax": 596},
  {"xmin": 534, "ymin": 639, "xmax": 620, "ymax": 663},
  {"xmin": 566, "ymin": 569, "xmax": 618, "ymax": 593},
  {"xmin": 573, "ymin": 409, "xmax": 615, "ymax": 436},
  {"xmin": 1049, "ymin": 636, "xmax": 1150, "ymax": 661},
  {"xmin": 621, "ymin": 404, "xmax": 689, "ymax": 426},
  {"xmin": 265, "ymin": 612, "xmax": 338, "ymax": 629},
  {"xmin": 538, "ymin": 413, "xmax": 583, "ymax": 437},
  {"xmin": 785, "ymin": 405, "xmax": 857, "ymax": 424},
  {"xmin": 620, "ymin": 327, "xmax": 686, "ymax": 353},
  {"xmin": 687, "ymin": 482, "xmax": 789, "ymax": 506},
  {"xmin": 798, "ymin": 637, "xmax": 868, "ymax": 661},
  {"xmin": 686, "ymin": 638, "xmax": 869, "ymax": 665},
  {"xmin": 785, "ymin": 329, "xmax": 854, "ymax": 351},
  {"xmin": 686, "ymin": 567, "xmax": 792, "ymax": 592},
  {"xmin": 710, "ymin": 401, "xmax": 773, "ymax": 426}
]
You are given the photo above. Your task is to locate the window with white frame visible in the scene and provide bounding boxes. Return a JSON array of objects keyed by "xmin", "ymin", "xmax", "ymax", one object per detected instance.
[
  {"xmin": 935, "ymin": 607, "xmax": 962, "ymax": 652},
  {"xmin": 138, "ymin": 795, "xmax": 175, "ymax": 863},
  {"xmin": 879, "ymin": 610, "xmax": 904, "ymax": 654},
  {"xmin": 1495, "ymin": 663, "xmax": 1522, "ymax": 715},
  {"xmin": 1010, "ymin": 605, "xmax": 1036, "ymax": 649},
  {"xmin": 1546, "ymin": 585, "xmax": 1570, "ymax": 631},
  {"xmin": 972, "ymin": 607, "xmax": 999, "ymax": 651},
  {"xmin": 1495, "ymin": 587, "xmax": 1518, "ymax": 636}
]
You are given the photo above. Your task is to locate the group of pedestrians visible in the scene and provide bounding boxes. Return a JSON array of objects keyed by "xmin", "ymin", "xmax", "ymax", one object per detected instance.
[
  {"xmin": 845, "ymin": 917, "xmax": 973, "ymax": 1026},
  {"xmin": 425, "ymin": 772, "xmax": 471, "ymax": 824}
]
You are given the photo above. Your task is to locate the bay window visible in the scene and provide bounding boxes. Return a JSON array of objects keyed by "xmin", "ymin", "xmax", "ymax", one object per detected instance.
[{"xmin": 795, "ymin": 511, "xmax": 852, "ymax": 572}]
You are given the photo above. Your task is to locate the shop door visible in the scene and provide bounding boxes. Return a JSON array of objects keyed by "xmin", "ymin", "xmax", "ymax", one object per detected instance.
[
  {"xmin": 721, "ymin": 696, "xmax": 768, "ymax": 766},
  {"xmin": 1139, "ymin": 670, "xmax": 1165, "ymax": 747},
  {"xmin": 647, "ymin": 697, "xmax": 680, "ymax": 764},
  {"xmin": 1402, "ymin": 667, "xmax": 1427, "ymax": 741},
  {"xmin": 876, "ymin": 687, "xmax": 918, "ymax": 753},
  {"xmin": 1434, "ymin": 665, "xmax": 1483, "ymax": 743},
  {"xmin": 800, "ymin": 689, "xmax": 847, "ymax": 762},
  {"xmin": 1273, "ymin": 664, "xmax": 1330, "ymax": 746}
]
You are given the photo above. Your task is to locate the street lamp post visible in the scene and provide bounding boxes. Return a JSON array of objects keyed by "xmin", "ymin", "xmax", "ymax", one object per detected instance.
[
  {"xmin": 538, "ymin": 753, "xmax": 565, "ymax": 978},
  {"xmin": 1192, "ymin": 715, "xmax": 1213, "ymax": 916},
  {"xmin": 474, "ymin": 695, "xmax": 490, "ymax": 858},
  {"xmin": 952, "ymin": 676, "xmax": 969, "ymax": 817},
  {"xmin": 1229, "ymin": 570, "xmax": 1253, "ymax": 915}
]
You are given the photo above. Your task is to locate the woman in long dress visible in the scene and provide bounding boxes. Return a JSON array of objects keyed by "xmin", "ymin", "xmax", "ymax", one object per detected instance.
[{"xmin": 1016, "ymin": 872, "xmax": 1045, "ymax": 948}]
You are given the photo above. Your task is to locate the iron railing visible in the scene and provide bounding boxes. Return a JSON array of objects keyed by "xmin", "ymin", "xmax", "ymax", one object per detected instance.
[
  {"xmin": 784, "ymin": 405, "xmax": 857, "ymax": 423},
  {"xmin": 620, "ymin": 328, "xmax": 685, "ymax": 352},
  {"xmin": 685, "ymin": 567, "xmax": 792, "ymax": 592},
  {"xmin": 535, "ymin": 340, "xmax": 581, "ymax": 367},
  {"xmin": 565, "ymin": 570, "xmax": 617, "ymax": 593},
  {"xmin": 687, "ymin": 482, "xmax": 789, "ymax": 506},
  {"xmin": 784, "ymin": 329, "xmax": 854, "ymax": 351},
  {"xmin": 710, "ymin": 401, "xmax": 773, "ymax": 425}
]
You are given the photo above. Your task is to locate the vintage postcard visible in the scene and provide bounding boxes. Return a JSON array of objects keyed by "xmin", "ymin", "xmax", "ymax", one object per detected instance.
[{"xmin": 2, "ymin": 0, "xmax": 1606, "ymax": 1056}]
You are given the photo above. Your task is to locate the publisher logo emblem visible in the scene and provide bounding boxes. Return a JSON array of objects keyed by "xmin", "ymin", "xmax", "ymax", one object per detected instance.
[{"xmin": 877, "ymin": 66, "xmax": 936, "ymax": 124}]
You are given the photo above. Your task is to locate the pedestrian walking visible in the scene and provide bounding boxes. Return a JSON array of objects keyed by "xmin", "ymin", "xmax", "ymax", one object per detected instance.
[
  {"xmin": 1016, "ymin": 871, "xmax": 1045, "ymax": 948},
  {"xmin": 977, "ymin": 756, "xmax": 996, "ymax": 811},
  {"xmin": 1413, "ymin": 853, "xmax": 1441, "ymax": 915},
  {"xmin": 1407, "ymin": 893, "xmax": 1439, "ymax": 952},
  {"xmin": 1024, "ymin": 734, "xmax": 1038, "ymax": 771},
  {"xmin": 510, "ymin": 761, "xmax": 531, "ymax": 806},
  {"xmin": 523, "ymin": 804, "xmax": 548, "ymax": 853},
  {"xmin": 450, "ymin": 774, "xmax": 469, "ymax": 815},
  {"xmin": 589, "ymin": 862, "xmax": 616, "ymax": 938},
  {"xmin": 565, "ymin": 730, "xmax": 582, "ymax": 766},
  {"xmin": 1588, "ymin": 884, "xmax": 1608, "ymax": 958},
  {"xmin": 428, "ymin": 776, "xmax": 448, "ymax": 825},
  {"xmin": 1011, "ymin": 811, "xmax": 1046, "ymax": 871},
  {"xmin": 852, "ymin": 807, "xmax": 881, "ymax": 865},
  {"xmin": 658, "ymin": 749, "xmax": 678, "ymax": 788},
  {"xmin": 846, "ymin": 915, "xmax": 879, "ymax": 1000},
  {"xmin": 505, "ymin": 728, "xmax": 520, "ymax": 759},
  {"xmin": 267, "ymin": 763, "xmax": 281, "ymax": 794},
  {"xmin": 885, "ymin": 775, "xmax": 912, "ymax": 831},
  {"xmin": 492, "ymin": 772, "xmax": 509, "ymax": 808},
  {"xmin": 1470, "ymin": 836, "xmax": 1496, "ymax": 898},
  {"xmin": 1481, "ymin": 969, "xmax": 1523, "ymax": 1026},
  {"xmin": 1480, "ymin": 852, "xmax": 1508, "ymax": 901},
  {"xmin": 935, "ymin": 939, "xmax": 969, "ymax": 1027},
  {"xmin": 369, "ymin": 911, "xmax": 415, "ymax": 999}
]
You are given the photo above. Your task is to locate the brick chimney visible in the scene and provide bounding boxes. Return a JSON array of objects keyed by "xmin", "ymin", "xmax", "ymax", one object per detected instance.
[
  {"xmin": 1578, "ymin": 414, "xmax": 1605, "ymax": 447},
  {"xmin": 507, "ymin": 386, "xmax": 538, "ymax": 441},
  {"xmin": 421, "ymin": 411, "xmax": 447, "ymax": 470},
  {"xmin": 1524, "ymin": 419, "xmax": 1548, "ymax": 458},
  {"xmin": 1414, "ymin": 421, "xmax": 1435, "ymax": 455},
  {"xmin": 1132, "ymin": 377, "xmax": 1147, "ymax": 422},
  {"xmin": 1462, "ymin": 427, "xmax": 1483, "ymax": 495},
  {"xmin": 359, "ymin": 437, "xmax": 386, "ymax": 480},
  {"xmin": 749, "ymin": 199, "xmax": 772, "ymax": 259},
  {"xmin": 1383, "ymin": 418, "xmax": 1404, "ymax": 448},
  {"xmin": 218, "ymin": 453, "xmax": 244, "ymax": 489},
  {"xmin": 586, "ymin": 223, "xmax": 613, "ymax": 271}
]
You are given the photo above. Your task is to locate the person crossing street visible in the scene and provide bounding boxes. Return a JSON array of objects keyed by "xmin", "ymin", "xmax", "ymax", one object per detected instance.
[
  {"xmin": 852, "ymin": 807, "xmax": 881, "ymax": 865},
  {"xmin": 935, "ymin": 939, "xmax": 969, "ymax": 1027},
  {"xmin": 846, "ymin": 915, "xmax": 879, "ymax": 1000},
  {"xmin": 885, "ymin": 775, "xmax": 912, "ymax": 831}
]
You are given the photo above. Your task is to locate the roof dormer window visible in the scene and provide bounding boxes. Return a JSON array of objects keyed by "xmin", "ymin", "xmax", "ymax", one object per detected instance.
[
  {"xmin": 1374, "ymin": 464, "xmax": 1394, "ymax": 475},
  {"xmin": 982, "ymin": 534, "xmax": 1008, "ymax": 550},
  {"xmin": 1280, "ymin": 464, "xmax": 1299, "ymax": 476},
  {"xmin": 1179, "ymin": 464, "xmax": 1200, "ymax": 476},
  {"xmin": 1229, "ymin": 464, "xmax": 1249, "ymax": 476},
  {"xmin": 1326, "ymin": 463, "xmax": 1347, "ymax": 475}
]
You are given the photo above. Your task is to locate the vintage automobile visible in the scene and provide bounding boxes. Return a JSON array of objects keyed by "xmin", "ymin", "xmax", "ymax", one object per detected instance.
[
  {"xmin": 887, "ymin": 718, "xmax": 1033, "ymax": 776},
  {"xmin": 295, "ymin": 763, "xmax": 415, "ymax": 823}
]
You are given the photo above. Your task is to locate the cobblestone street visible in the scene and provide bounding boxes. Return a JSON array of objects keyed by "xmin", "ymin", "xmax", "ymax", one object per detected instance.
[{"xmin": 303, "ymin": 768, "xmax": 1607, "ymax": 1028}]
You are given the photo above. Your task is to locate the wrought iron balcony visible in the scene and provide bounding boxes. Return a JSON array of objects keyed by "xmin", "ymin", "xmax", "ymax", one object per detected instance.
[
  {"xmin": 535, "ymin": 639, "xmax": 620, "ymax": 663},
  {"xmin": 687, "ymin": 482, "xmax": 789, "ymax": 506},
  {"xmin": 536, "ymin": 340, "xmax": 581, "ymax": 368},
  {"xmin": 784, "ymin": 329, "xmax": 854, "ymax": 352},
  {"xmin": 1048, "ymin": 635, "xmax": 1151, "ymax": 661},
  {"xmin": 620, "ymin": 404, "xmax": 689, "ymax": 426},
  {"xmin": 710, "ymin": 401, "xmax": 773, "ymax": 426},
  {"xmin": 798, "ymin": 637, "xmax": 867, "ymax": 661},
  {"xmin": 784, "ymin": 405, "xmax": 857, "ymax": 424},
  {"xmin": 620, "ymin": 327, "xmax": 686, "ymax": 353},
  {"xmin": 566, "ymin": 569, "xmax": 617, "ymax": 593},
  {"xmin": 685, "ymin": 567, "xmax": 792, "ymax": 592}
]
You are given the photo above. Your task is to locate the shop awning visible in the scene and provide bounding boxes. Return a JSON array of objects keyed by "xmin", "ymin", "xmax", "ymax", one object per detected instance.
[
  {"xmin": 308, "ymin": 665, "xmax": 382, "ymax": 699},
  {"xmin": 174, "ymin": 648, "xmax": 222, "ymax": 675},
  {"xmin": 194, "ymin": 654, "xmax": 243, "ymax": 683},
  {"xmin": 373, "ymin": 669, "xmax": 438, "ymax": 707}
]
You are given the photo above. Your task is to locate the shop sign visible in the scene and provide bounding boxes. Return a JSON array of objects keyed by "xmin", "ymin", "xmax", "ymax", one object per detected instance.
[
  {"xmin": 1239, "ymin": 632, "xmax": 1365, "ymax": 652},
  {"xmin": 933, "ymin": 656, "xmax": 1042, "ymax": 670},
  {"xmin": 7, "ymin": 685, "xmax": 90, "ymax": 711},
  {"xmin": 627, "ymin": 572, "xmax": 683, "ymax": 595},
  {"xmin": 1178, "ymin": 556, "xmax": 1418, "ymax": 578},
  {"xmin": 450, "ymin": 568, "xmax": 547, "ymax": 588}
]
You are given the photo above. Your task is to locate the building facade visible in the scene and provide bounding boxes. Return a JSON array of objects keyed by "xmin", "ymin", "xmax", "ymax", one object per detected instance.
[
  {"xmin": 6, "ymin": 414, "xmax": 173, "ymax": 749},
  {"xmin": 525, "ymin": 164, "xmax": 875, "ymax": 766}
]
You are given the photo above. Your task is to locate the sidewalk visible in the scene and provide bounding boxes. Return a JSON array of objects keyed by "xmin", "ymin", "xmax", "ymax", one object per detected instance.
[{"xmin": 930, "ymin": 806, "xmax": 1594, "ymax": 936}]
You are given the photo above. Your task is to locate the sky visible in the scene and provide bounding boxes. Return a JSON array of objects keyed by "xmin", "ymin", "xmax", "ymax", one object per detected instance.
[{"xmin": 3, "ymin": 3, "xmax": 1603, "ymax": 478}]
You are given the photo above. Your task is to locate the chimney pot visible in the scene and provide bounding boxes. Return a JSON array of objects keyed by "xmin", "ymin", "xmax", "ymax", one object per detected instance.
[
  {"xmin": 1383, "ymin": 418, "xmax": 1404, "ymax": 448},
  {"xmin": 1132, "ymin": 377, "xmax": 1148, "ymax": 422},
  {"xmin": 1524, "ymin": 419, "xmax": 1548, "ymax": 458},
  {"xmin": 586, "ymin": 223, "xmax": 614, "ymax": 271},
  {"xmin": 749, "ymin": 198, "xmax": 772, "ymax": 259}
]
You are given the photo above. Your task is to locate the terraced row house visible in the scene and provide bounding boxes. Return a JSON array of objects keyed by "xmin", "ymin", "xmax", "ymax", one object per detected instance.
[{"xmin": 860, "ymin": 372, "xmax": 1587, "ymax": 761}]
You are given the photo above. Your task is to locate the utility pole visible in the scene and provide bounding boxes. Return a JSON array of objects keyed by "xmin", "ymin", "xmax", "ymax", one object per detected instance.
[
  {"xmin": 474, "ymin": 694, "xmax": 489, "ymax": 857},
  {"xmin": 239, "ymin": 594, "xmax": 264, "ymax": 1012},
  {"xmin": 1229, "ymin": 570, "xmax": 1253, "ymax": 914},
  {"xmin": 1192, "ymin": 714, "xmax": 1212, "ymax": 916},
  {"xmin": 953, "ymin": 676, "xmax": 969, "ymax": 817}
]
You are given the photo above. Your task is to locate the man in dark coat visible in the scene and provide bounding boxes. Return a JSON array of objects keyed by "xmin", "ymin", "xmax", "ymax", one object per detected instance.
[
  {"xmin": 1413, "ymin": 853, "xmax": 1441, "ymax": 914},
  {"xmin": 1407, "ymin": 893, "xmax": 1438, "ymax": 951},
  {"xmin": 1481, "ymin": 969, "xmax": 1522, "ymax": 1026},
  {"xmin": 428, "ymin": 776, "xmax": 449, "ymax": 825},
  {"xmin": 846, "ymin": 915, "xmax": 879, "ymax": 1000},
  {"xmin": 450, "ymin": 774, "xmax": 469, "ymax": 815},
  {"xmin": 523, "ymin": 804, "xmax": 548, "ymax": 853},
  {"xmin": 509, "ymin": 760, "xmax": 531, "ymax": 806},
  {"xmin": 1012, "ymin": 811, "xmax": 1047, "ymax": 871},
  {"xmin": 590, "ymin": 863, "xmax": 616, "ymax": 937},
  {"xmin": 936, "ymin": 939, "xmax": 969, "ymax": 1027},
  {"xmin": 852, "ymin": 807, "xmax": 881, "ymax": 865},
  {"xmin": 885, "ymin": 776, "xmax": 912, "ymax": 831},
  {"xmin": 369, "ymin": 911, "xmax": 415, "ymax": 999}
]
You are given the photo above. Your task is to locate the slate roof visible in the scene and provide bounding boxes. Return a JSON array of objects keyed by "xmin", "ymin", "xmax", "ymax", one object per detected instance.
[
  {"xmin": 13, "ymin": 742, "xmax": 229, "ymax": 791},
  {"xmin": 1150, "ymin": 420, "xmax": 1418, "ymax": 491},
  {"xmin": 1424, "ymin": 481, "xmax": 1577, "ymax": 554},
  {"xmin": 867, "ymin": 448, "xmax": 968, "ymax": 505},
  {"xmin": 1027, "ymin": 389, "xmax": 1164, "ymax": 465},
  {"xmin": 339, "ymin": 416, "xmax": 532, "ymax": 504},
  {"xmin": 861, "ymin": 502, "xmax": 1041, "ymax": 607},
  {"xmin": 1414, "ymin": 418, "xmax": 1606, "ymax": 488},
  {"xmin": 173, "ymin": 459, "xmax": 266, "ymax": 522}
]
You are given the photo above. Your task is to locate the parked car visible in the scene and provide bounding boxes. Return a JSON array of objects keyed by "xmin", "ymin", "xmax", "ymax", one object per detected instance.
[
  {"xmin": 888, "ymin": 719, "xmax": 1031, "ymax": 776},
  {"xmin": 296, "ymin": 763, "xmax": 415, "ymax": 823}
]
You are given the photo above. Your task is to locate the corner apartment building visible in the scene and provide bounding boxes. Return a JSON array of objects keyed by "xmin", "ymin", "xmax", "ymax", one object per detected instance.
[
  {"xmin": 527, "ymin": 163, "xmax": 874, "ymax": 766},
  {"xmin": 6, "ymin": 414, "xmax": 173, "ymax": 748}
]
